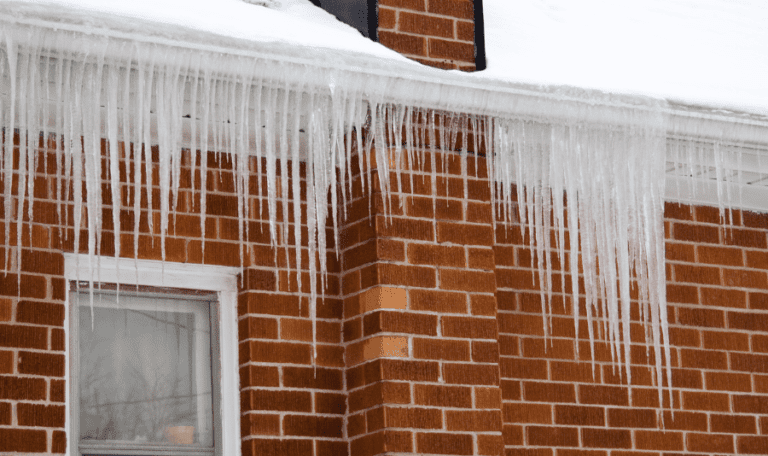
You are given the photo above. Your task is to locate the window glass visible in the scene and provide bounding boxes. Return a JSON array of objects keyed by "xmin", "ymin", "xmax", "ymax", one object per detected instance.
[{"xmin": 73, "ymin": 290, "xmax": 215, "ymax": 452}]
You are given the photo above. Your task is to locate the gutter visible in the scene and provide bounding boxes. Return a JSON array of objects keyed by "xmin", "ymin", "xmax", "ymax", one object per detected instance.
[{"xmin": 3, "ymin": 5, "xmax": 768, "ymax": 148}]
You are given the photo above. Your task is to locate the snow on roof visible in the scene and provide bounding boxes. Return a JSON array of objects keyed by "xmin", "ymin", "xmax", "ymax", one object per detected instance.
[
  {"xmin": 479, "ymin": 0, "xmax": 768, "ymax": 117},
  {"xmin": 3, "ymin": 0, "xmax": 767, "ymax": 118},
  {"xmin": 2, "ymin": 0, "xmax": 409, "ymax": 61}
]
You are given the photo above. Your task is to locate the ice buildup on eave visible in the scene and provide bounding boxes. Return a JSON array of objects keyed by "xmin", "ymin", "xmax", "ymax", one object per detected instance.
[{"xmin": 2, "ymin": 6, "xmax": 767, "ymax": 410}]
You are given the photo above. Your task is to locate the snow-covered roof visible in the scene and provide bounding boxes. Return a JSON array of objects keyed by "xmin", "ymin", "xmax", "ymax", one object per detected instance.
[
  {"xmin": 3, "ymin": 0, "xmax": 767, "ymax": 118},
  {"xmin": 480, "ymin": 0, "xmax": 768, "ymax": 117}
]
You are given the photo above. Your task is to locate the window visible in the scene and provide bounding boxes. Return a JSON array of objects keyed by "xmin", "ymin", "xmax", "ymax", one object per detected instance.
[{"xmin": 65, "ymin": 255, "xmax": 241, "ymax": 456}]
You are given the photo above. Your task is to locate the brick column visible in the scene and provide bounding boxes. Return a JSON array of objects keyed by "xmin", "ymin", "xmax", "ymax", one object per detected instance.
[
  {"xmin": 237, "ymin": 158, "xmax": 347, "ymax": 456},
  {"xmin": 341, "ymin": 144, "xmax": 504, "ymax": 456}
]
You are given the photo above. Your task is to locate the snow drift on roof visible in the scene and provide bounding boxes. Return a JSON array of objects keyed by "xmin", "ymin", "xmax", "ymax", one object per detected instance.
[{"xmin": 479, "ymin": 0, "xmax": 768, "ymax": 116}]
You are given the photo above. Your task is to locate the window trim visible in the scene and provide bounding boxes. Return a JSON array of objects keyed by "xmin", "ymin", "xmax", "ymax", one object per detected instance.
[{"xmin": 64, "ymin": 254, "xmax": 241, "ymax": 456}]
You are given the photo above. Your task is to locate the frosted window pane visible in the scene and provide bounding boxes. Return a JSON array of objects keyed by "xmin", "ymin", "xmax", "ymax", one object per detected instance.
[{"xmin": 76, "ymin": 292, "xmax": 213, "ymax": 447}]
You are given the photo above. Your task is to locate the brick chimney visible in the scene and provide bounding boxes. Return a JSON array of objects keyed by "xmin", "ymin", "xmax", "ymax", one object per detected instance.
[{"xmin": 377, "ymin": 0, "xmax": 484, "ymax": 72}]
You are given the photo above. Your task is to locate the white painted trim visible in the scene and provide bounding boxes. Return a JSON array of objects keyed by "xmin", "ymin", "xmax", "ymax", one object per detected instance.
[{"xmin": 64, "ymin": 254, "xmax": 242, "ymax": 456}]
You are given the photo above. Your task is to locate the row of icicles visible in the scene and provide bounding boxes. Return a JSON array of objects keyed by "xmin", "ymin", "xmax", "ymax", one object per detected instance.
[{"xmin": 8, "ymin": 25, "xmax": 760, "ymax": 411}]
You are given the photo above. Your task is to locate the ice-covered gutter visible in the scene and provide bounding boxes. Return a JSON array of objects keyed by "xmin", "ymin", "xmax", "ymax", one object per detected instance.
[{"xmin": 2, "ymin": 1, "xmax": 767, "ymax": 411}]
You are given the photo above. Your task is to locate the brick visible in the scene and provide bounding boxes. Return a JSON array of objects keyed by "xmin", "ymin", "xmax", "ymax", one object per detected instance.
[
  {"xmin": 385, "ymin": 406, "xmax": 442, "ymax": 429},
  {"xmin": 665, "ymin": 242, "xmax": 695, "ymax": 262},
  {"xmin": 666, "ymin": 284, "xmax": 698, "ymax": 304},
  {"xmin": 0, "ymin": 350, "xmax": 11, "ymax": 374},
  {"xmin": 734, "ymin": 394, "xmax": 768, "ymax": 414},
  {"xmin": 729, "ymin": 311, "xmax": 768, "ymax": 331},
  {"xmin": 399, "ymin": 11, "xmax": 454, "ymax": 38},
  {"xmin": 686, "ymin": 433, "xmax": 733, "ymax": 453},
  {"xmin": 0, "ymin": 428, "xmax": 47, "ymax": 453},
  {"xmin": 738, "ymin": 436, "xmax": 768, "ymax": 454},
  {"xmin": 0, "ymin": 401, "xmax": 9, "ymax": 425},
  {"xmin": 17, "ymin": 403, "xmax": 65, "ymax": 427},
  {"xmin": 244, "ymin": 389, "xmax": 312, "ymax": 413},
  {"xmin": 376, "ymin": 216, "xmax": 433, "ymax": 241},
  {"xmin": 700, "ymin": 287, "xmax": 746, "ymax": 308},
  {"xmin": 378, "ymin": 263, "xmax": 436, "ymax": 288},
  {"xmin": 674, "ymin": 264, "xmax": 720, "ymax": 284},
  {"xmin": 550, "ymin": 361, "xmax": 597, "ymax": 383},
  {"xmin": 682, "ymin": 391, "xmax": 729, "ymax": 412},
  {"xmin": 437, "ymin": 221, "xmax": 493, "ymax": 245},
  {"xmin": 677, "ymin": 306, "xmax": 724, "ymax": 328},
  {"xmin": 439, "ymin": 268, "xmax": 496, "ymax": 292},
  {"xmin": 673, "ymin": 223, "xmax": 719, "ymax": 243},
  {"xmin": 282, "ymin": 366, "xmax": 342, "ymax": 390},
  {"xmin": 21, "ymin": 250, "xmax": 63, "ymax": 275},
  {"xmin": 378, "ymin": 6, "xmax": 396, "ymax": 29},
  {"xmin": 746, "ymin": 250, "xmax": 768, "ymax": 269},
  {"xmin": 283, "ymin": 415, "xmax": 342, "ymax": 437},
  {"xmin": 698, "ymin": 245, "xmax": 743, "ymax": 266},
  {"xmin": 408, "ymin": 243, "xmax": 465, "ymax": 267},
  {"xmin": 0, "ymin": 324, "xmax": 47, "ymax": 349},
  {"xmin": 447, "ymin": 409, "xmax": 501, "ymax": 432},
  {"xmin": 0, "ymin": 299, "xmax": 11, "ymax": 321},
  {"xmin": 248, "ymin": 340, "xmax": 311, "ymax": 365},
  {"xmin": 581, "ymin": 428, "xmax": 631, "ymax": 449},
  {"xmin": 578, "ymin": 385, "xmax": 628, "ymax": 406},
  {"xmin": 17, "ymin": 351, "xmax": 64, "ymax": 377},
  {"xmin": 472, "ymin": 340, "xmax": 499, "ymax": 363},
  {"xmin": 522, "ymin": 338, "xmax": 575, "ymax": 360},
  {"xmin": 249, "ymin": 438, "xmax": 313, "ymax": 456},
  {"xmin": 239, "ymin": 316, "xmax": 278, "ymax": 339},
  {"xmin": 416, "ymin": 432, "xmax": 473, "ymax": 455},
  {"xmin": 413, "ymin": 337, "xmax": 470, "ymax": 361},
  {"xmin": 525, "ymin": 382, "xmax": 575, "ymax": 403},
  {"xmin": 527, "ymin": 426, "xmax": 578, "ymax": 447},
  {"xmin": 364, "ymin": 311, "xmax": 437, "ymax": 336},
  {"xmin": 444, "ymin": 363, "xmax": 499, "ymax": 385},
  {"xmin": 554, "ymin": 405, "xmax": 604, "ymax": 426},
  {"xmin": 429, "ymin": 38, "xmax": 475, "ymax": 62},
  {"xmin": 456, "ymin": 20, "xmax": 474, "ymax": 41},
  {"xmin": 711, "ymin": 414, "xmax": 756, "ymax": 434},
  {"xmin": 723, "ymin": 228, "xmax": 767, "ymax": 248},
  {"xmin": 359, "ymin": 286, "xmax": 407, "ymax": 314},
  {"xmin": 414, "ymin": 384, "xmax": 471, "ymax": 408},
  {"xmin": 379, "ymin": 0, "xmax": 425, "ymax": 11},
  {"xmin": 347, "ymin": 336, "xmax": 408, "ymax": 366},
  {"xmin": 751, "ymin": 292, "xmax": 768, "ymax": 309},
  {"xmin": 382, "ymin": 359, "xmax": 439, "ymax": 382},
  {"xmin": 665, "ymin": 202, "xmax": 694, "ymax": 220},
  {"xmin": 242, "ymin": 413, "xmax": 280, "ymax": 436},
  {"xmin": 50, "ymin": 379, "xmax": 65, "ymax": 402},
  {"xmin": 724, "ymin": 269, "xmax": 768, "ymax": 288},
  {"xmin": 427, "ymin": 0, "xmax": 474, "ymax": 19},
  {"xmin": 280, "ymin": 318, "xmax": 312, "ymax": 341},
  {"xmin": 475, "ymin": 386, "xmax": 501, "ymax": 409},
  {"xmin": 501, "ymin": 358, "xmax": 547, "ymax": 379},
  {"xmin": 607, "ymin": 408, "xmax": 657, "ymax": 428},
  {"xmin": 661, "ymin": 411, "xmax": 707, "ymax": 431},
  {"xmin": 634, "ymin": 430, "xmax": 684, "ymax": 451},
  {"xmin": 442, "ymin": 316, "xmax": 497, "ymax": 339},
  {"xmin": 679, "ymin": 348, "xmax": 727, "ymax": 370},
  {"xmin": 410, "ymin": 289, "xmax": 467, "ymax": 313},
  {"xmin": 732, "ymin": 353, "xmax": 768, "ymax": 373},
  {"xmin": 706, "ymin": 371, "xmax": 752, "ymax": 392},
  {"xmin": 702, "ymin": 330, "xmax": 749, "ymax": 351},
  {"xmin": 240, "ymin": 365, "xmax": 280, "ymax": 387}
]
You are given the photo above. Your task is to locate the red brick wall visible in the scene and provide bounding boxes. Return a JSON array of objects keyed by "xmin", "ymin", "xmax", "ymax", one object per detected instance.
[
  {"xmin": 378, "ymin": 0, "xmax": 477, "ymax": 71},
  {"xmin": 3, "ymin": 128, "xmax": 768, "ymax": 456},
  {"xmin": 496, "ymin": 200, "xmax": 768, "ymax": 456}
]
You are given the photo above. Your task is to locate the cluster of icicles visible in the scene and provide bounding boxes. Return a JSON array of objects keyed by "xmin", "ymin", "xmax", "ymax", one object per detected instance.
[{"xmin": 6, "ymin": 24, "xmax": 747, "ymax": 410}]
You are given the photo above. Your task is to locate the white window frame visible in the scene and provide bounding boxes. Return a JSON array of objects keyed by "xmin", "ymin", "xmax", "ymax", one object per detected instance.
[{"xmin": 64, "ymin": 254, "xmax": 241, "ymax": 456}]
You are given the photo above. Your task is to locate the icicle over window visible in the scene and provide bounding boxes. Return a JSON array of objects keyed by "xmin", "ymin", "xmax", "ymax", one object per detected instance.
[{"xmin": 9, "ymin": 20, "xmax": 763, "ymax": 408}]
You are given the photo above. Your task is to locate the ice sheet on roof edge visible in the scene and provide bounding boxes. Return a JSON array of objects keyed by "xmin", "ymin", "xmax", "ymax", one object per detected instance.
[{"xmin": 3, "ymin": 17, "xmax": 767, "ymax": 413}]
